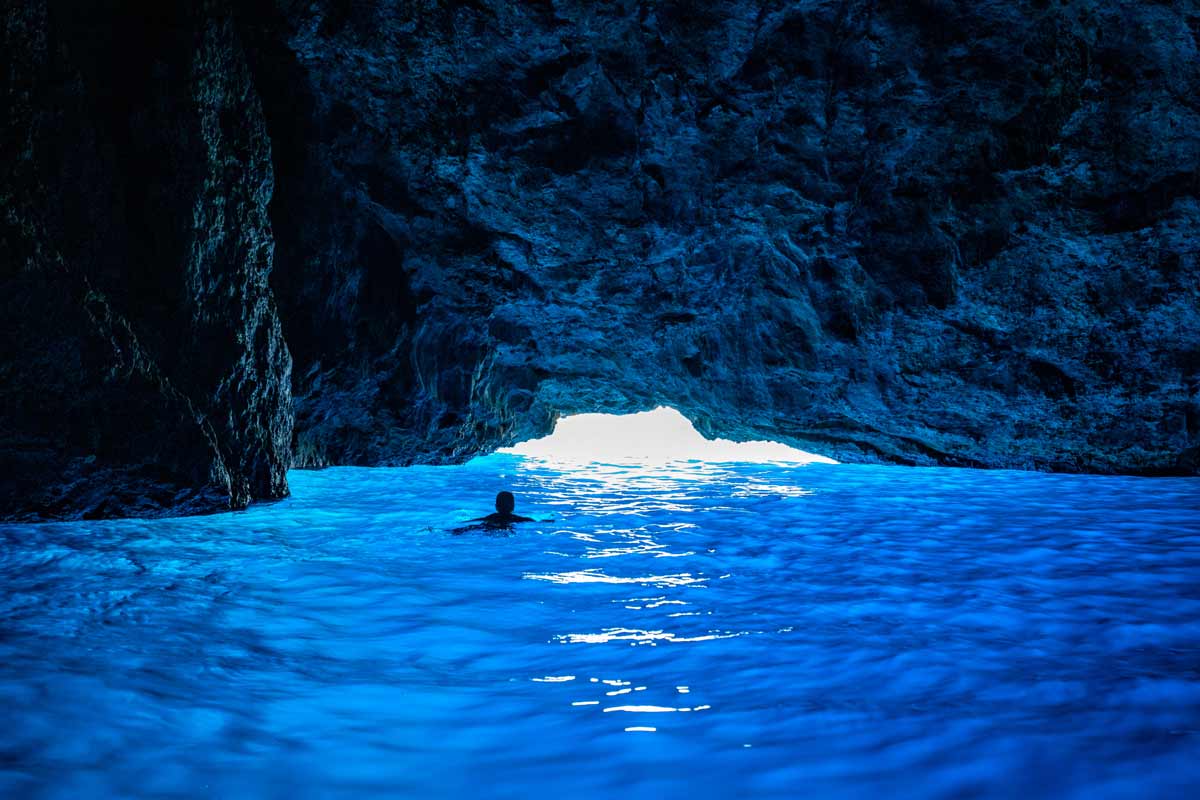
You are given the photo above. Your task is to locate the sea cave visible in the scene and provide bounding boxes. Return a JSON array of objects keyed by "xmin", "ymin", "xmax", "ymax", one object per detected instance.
[{"xmin": 1, "ymin": 1, "xmax": 1199, "ymax": 797}]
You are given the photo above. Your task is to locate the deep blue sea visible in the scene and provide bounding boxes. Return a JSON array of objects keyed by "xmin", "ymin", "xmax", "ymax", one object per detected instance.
[{"xmin": 2, "ymin": 456, "xmax": 1199, "ymax": 799}]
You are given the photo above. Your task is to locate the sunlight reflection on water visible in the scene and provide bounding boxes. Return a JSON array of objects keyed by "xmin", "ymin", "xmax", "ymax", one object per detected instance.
[{"xmin": 0, "ymin": 455, "xmax": 1198, "ymax": 799}]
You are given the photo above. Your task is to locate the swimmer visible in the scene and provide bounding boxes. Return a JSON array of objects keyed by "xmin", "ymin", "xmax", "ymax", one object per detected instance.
[{"xmin": 468, "ymin": 491, "xmax": 536, "ymax": 528}]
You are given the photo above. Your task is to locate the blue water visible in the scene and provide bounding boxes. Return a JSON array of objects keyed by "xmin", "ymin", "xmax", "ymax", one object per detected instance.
[{"xmin": 2, "ymin": 456, "xmax": 1199, "ymax": 799}]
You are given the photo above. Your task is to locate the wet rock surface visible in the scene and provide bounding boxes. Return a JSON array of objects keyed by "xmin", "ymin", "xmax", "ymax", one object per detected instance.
[
  {"xmin": 2, "ymin": 0, "xmax": 1198, "ymax": 519},
  {"xmin": 253, "ymin": 0, "xmax": 1199, "ymax": 474},
  {"xmin": 1, "ymin": 0, "xmax": 292, "ymax": 520}
]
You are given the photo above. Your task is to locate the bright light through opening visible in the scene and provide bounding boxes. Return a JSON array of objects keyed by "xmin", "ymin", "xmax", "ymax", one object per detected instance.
[{"xmin": 499, "ymin": 407, "xmax": 837, "ymax": 465}]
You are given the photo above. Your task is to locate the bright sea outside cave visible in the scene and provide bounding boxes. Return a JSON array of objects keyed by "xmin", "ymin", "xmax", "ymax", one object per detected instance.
[{"xmin": 1, "ymin": 408, "xmax": 1198, "ymax": 798}]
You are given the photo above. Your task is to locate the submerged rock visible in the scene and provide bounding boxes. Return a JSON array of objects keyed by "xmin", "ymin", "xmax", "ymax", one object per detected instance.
[{"xmin": 1, "ymin": 0, "xmax": 1198, "ymax": 520}]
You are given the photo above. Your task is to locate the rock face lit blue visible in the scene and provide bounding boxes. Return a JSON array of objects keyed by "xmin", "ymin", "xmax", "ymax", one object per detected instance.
[
  {"xmin": 2, "ymin": 458, "xmax": 1198, "ymax": 798},
  {"xmin": 261, "ymin": 0, "xmax": 1200, "ymax": 477},
  {"xmin": 6, "ymin": 1, "xmax": 1200, "ymax": 523}
]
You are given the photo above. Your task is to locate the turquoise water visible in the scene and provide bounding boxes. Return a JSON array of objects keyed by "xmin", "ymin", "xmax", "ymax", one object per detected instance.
[{"xmin": 2, "ymin": 456, "xmax": 1199, "ymax": 799}]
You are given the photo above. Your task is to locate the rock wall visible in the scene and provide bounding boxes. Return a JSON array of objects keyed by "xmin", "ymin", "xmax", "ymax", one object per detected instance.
[
  {"xmin": 2, "ymin": 0, "xmax": 1198, "ymax": 520},
  {"xmin": 0, "ymin": 0, "xmax": 292, "ymax": 520},
  {"xmin": 253, "ymin": 0, "xmax": 1199, "ymax": 474}
]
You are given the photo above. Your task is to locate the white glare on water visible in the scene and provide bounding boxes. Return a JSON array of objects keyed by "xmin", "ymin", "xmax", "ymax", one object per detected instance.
[{"xmin": 499, "ymin": 407, "xmax": 836, "ymax": 465}]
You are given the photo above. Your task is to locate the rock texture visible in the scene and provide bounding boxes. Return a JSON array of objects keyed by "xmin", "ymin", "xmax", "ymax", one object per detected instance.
[
  {"xmin": 253, "ymin": 0, "xmax": 1199, "ymax": 474},
  {"xmin": 2, "ymin": 0, "xmax": 1198, "ymax": 520},
  {"xmin": 0, "ymin": 0, "xmax": 292, "ymax": 521}
]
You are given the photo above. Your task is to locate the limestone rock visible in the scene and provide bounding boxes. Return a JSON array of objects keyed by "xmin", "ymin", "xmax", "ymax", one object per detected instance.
[
  {"xmin": 0, "ymin": 0, "xmax": 292, "ymax": 521},
  {"xmin": 251, "ymin": 0, "xmax": 1199, "ymax": 474},
  {"xmin": 3, "ymin": 0, "xmax": 1197, "ymax": 522}
]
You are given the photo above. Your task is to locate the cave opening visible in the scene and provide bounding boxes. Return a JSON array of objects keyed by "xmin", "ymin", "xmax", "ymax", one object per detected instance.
[{"xmin": 497, "ymin": 406, "xmax": 837, "ymax": 466}]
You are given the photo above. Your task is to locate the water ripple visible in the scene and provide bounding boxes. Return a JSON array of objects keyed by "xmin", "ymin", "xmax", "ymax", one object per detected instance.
[{"xmin": 1, "ymin": 456, "xmax": 1198, "ymax": 798}]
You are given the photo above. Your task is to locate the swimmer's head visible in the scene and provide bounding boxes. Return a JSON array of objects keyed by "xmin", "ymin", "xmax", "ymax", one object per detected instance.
[{"xmin": 495, "ymin": 491, "xmax": 515, "ymax": 514}]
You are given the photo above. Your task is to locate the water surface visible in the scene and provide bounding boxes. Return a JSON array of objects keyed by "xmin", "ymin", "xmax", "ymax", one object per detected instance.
[{"xmin": 2, "ymin": 457, "xmax": 1199, "ymax": 798}]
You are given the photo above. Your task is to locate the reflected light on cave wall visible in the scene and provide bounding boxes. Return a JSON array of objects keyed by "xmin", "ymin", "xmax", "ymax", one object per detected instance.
[{"xmin": 499, "ymin": 407, "xmax": 837, "ymax": 465}]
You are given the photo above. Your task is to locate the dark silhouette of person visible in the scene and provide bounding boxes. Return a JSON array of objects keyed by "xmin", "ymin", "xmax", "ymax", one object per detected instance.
[{"xmin": 471, "ymin": 491, "xmax": 534, "ymax": 527}]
